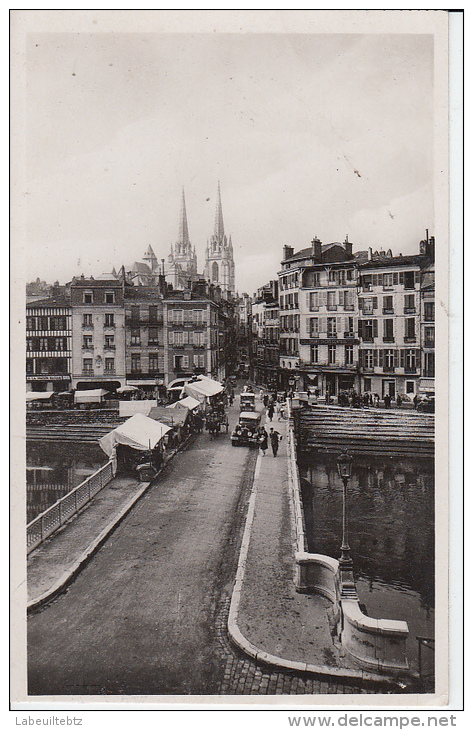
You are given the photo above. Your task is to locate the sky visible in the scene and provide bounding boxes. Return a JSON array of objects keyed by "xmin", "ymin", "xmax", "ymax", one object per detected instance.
[{"xmin": 23, "ymin": 31, "xmax": 434, "ymax": 296}]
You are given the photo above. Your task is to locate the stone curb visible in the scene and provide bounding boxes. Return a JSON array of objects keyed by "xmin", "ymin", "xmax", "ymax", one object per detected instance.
[
  {"xmin": 227, "ymin": 446, "xmax": 394, "ymax": 687},
  {"xmin": 27, "ymin": 435, "xmax": 195, "ymax": 614}
]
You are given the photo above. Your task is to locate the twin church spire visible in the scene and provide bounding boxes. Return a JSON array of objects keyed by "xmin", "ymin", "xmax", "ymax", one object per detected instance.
[{"xmin": 168, "ymin": 183, "xmax": 235, "ymax": 295}]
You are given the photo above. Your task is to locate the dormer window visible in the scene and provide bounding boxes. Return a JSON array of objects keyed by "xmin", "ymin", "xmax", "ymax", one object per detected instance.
[{"xmin": 83, "ymin": 291, "xmax": 93, "ymax": 304}]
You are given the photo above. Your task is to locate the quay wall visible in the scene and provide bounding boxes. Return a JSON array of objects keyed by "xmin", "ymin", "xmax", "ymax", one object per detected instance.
[{"xmin": 287, "ymin": 403, "xmax": 410, "ymax": 675}]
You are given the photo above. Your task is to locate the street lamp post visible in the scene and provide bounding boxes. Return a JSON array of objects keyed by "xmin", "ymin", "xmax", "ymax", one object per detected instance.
[{"xmin": 337, "ymin": 450, "xmax": 357, "ymax": 599}]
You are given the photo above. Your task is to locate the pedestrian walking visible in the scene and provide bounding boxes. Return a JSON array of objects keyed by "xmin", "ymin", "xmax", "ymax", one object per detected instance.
[
  {"xmin": 384, "ymin": 393, "xmax": 391, "ymax": 409},
  {"xmin": 258, "ymin": 426, "xmax": 268, "ymax": 456},
  {"xmin": 269, "ymin": 427, "xmax": 281, "ymax": 457},
  {"xmin": 276, "ymin": 401, "xmax": 282, "ymax": 421},
  {"xmin": 267, "ymin": 401, "xmax": 275, "ymax": 421}
]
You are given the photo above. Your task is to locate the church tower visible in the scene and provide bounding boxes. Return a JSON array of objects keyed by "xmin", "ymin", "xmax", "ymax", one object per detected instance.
[
  {"xmin": 204, "ymin": 182, "xmax": 235, "ymax": 296},
  {"xmin": 168, "ymin": 187, "xmax": 198, "ymax": 289}
]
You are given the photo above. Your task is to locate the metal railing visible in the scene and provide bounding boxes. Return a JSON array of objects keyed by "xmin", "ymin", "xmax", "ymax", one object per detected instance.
[{"xmin": 27, "ymin": 460, "xmax": 114, "ymax": 554}]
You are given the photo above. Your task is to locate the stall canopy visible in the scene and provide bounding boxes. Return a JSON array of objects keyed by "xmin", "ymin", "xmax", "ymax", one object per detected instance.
[
  {"xmin": 148, "ymin": 406, "xmax": 188, "ymax": 428},
  {"xmin": 99, "ymin": 413, "xmax": 171, "ymax": 457},
  {"xmin": 167, "ymin": 396, "xmax": 200, "ymax": 411},
  {"xmin": 26, "ymin": 391, "xmax": 54, "ymax": 402},
  {"xmin": 119, "ymin": 400, "xmax": 155, "ymax": 417},
  {"xmin": 116, "ymin": 385, "xmax": 138, "ymax": 394},
  {"xmin": 74, "ymin": 389, "xmax": 108, "ymax": 404},
  {"xmin": 183, "ymin": 378, "xmax": 223, "ymax": 400}
]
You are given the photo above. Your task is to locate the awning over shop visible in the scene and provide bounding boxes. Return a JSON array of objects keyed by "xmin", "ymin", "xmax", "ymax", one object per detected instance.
[
  {"xmin": 119, "ymin": 400, "xmax": 156, "ymax": 417},
  {"xmin": 167, "ymin": 396, "xmax": 200, "ymax": 411},
  {"xmin": 127, "ymin": 380, "xmax": 157, "ymax": 386},
  {"xmin": 148, "ymin": 406, "xmax": 189, "ymax": 428},
  {"xmin": 99, "ymin": 413, "xmax": 171, "ymax": 457},
  {"xmin": 26, "ymin": 391, "xmax": 54, "ymax": 402},
  {"xmin": 74, "ymin": 389, "xmax": 108, "ymax": 404}
]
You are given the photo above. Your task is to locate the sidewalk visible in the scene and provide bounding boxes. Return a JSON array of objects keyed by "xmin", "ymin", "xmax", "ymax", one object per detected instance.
[
  {"xmin": 228, "ymin": 410, "xmax": 391, "ymax": 684},
  {"xmin": 27, "ymin": 474, "xmax": 151, "ymax": 610}
]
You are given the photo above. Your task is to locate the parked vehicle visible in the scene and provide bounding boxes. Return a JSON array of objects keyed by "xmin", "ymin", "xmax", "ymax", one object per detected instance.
[{"xmin": 231, "ymin": 411, "xmax": 261, "ymax": 447}]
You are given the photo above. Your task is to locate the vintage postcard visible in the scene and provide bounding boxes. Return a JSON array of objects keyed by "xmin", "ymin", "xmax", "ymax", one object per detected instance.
[{"xmin": 10, "ymin": 8, "xmax": 460, "ymax": 718}]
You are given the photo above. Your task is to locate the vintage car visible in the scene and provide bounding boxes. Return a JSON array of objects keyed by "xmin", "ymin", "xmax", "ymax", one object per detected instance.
[
  {"xmin": 231, "ymin": 411, "xmax": 261, "ymax": 447},
  {"xmin": 239, "ymin": 392, "xmax": 256, "ymax": 411}
]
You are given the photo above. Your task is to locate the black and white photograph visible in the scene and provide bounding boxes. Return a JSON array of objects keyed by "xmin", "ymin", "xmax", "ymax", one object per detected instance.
[{"xmin": 11, "ymin": 8, "xmax": 458, "ymax": 714}]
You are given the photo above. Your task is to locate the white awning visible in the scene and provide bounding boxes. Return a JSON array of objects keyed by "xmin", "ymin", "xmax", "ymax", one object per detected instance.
[
  {"xmin": 183, "ymin": 378, "xmax": 223, "ymax": 400},
  {"xmin": 167, "ymin": 396, "xmax": 200, "ymax": 411},
  {"xmin": 116, "ymin": 385, "xmax": 138, "ymax": 393},
  {"xmin": 26, "ymin": 391, "xmax": 54, "ymax": 402},
  {"xmin": 74, "ymin": 389, "xmax": 108, "ymax": 404},
  {"xmin": 119, "ymin": 400, "xmax": 156, "ymax": 417},
  {"xmin": 99, "ymin": 413, "xmax": 171, "ymax": 457}
]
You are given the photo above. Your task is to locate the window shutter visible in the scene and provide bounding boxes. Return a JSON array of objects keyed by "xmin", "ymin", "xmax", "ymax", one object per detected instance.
[
  {"xmin": 183, "ymin": 355, "xmax": 189, "ymax": 368},
  {"xmin": 306, "ymin": 318, "xmax": 311, "ymax": 335},
  {"xmin": 373, "ymin": 320, "xmax": 378, "ymax": 338},
  {"xmin": 416, "ymin": 349, "xmax": 421, "ymax": 368},
  {"xmin": 322, "ymin": 291, "xmax": 327, "ymax": 306},
  {"xmin": 306, "ymin": 292, "xmax": 310, "ymax": 309},
  {"xmin": 349, "ymin": 290, "xmax": 355, "ymax": 306},
  {"xmin": 336, "ymin": 316, "xmax": 342, "ymax": 332},
  {"xmin": 372, "ymin": 297, "xmax": 378, "ymax": 310},
  {"xmin": 358, "ymin": 298, "xmax": 363, "ymax": 310},
  {"xmin": 320, "ymin": 316, "xmax": 327, "ymax": 333},
  {"xmin": 373, "ymin": 349, "xmax": 378, "ymax": 367},
  {"xmin": 339, "ymin": 291, "xmax": 344, "ymax": 306},
  {"xmin": 358, "ymin": 320, "xmax": 363, "ymax": 338},
  {"xmin": 404, "ymin": 319, "xmax": 409, "ymax": 337},
  {"xmin": 400, "ymin": 349, "xmax": 405, "ymax": 367},
  {"xmin": 345, "ymin": 317, "xmax": 349, "ymax": 332},
  {"xmin": 399, "ymin": 272, "xmax": 404, "ymax": 284},
  {"xmin": 394, "ymin": 349, "xmax": 399, "ymax": 368},
  {"xmin": 393, "ymin": 273, "xmax": 398, "ymax": 285},
  {"xmin": 415, "ymin": 271, "xmax": 420, "ymax": 283}
]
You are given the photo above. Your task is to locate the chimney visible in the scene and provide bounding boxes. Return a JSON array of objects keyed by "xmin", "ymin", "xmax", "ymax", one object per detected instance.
[
  {"xmin": 344, "ymin": 234, "xmax": 353, "ymax": 257},
  {"xmin": 283, "ymin": 245, "xmax": 294, "ymax": 261},
  {"xmin": 311, "ymin": 236, "xmax": 322, "ymax": 261},
  {"xmin": 368, "ymin": 247, "xmax": 373, "ymax": 261},
  {"xmin": 428, "ymin": 236, "xmax": 435, "ymax": 262}
]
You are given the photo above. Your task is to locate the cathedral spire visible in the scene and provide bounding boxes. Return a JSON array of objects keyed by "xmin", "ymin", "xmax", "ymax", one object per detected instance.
[
  {"xmin": 214, "ymin": 181, "xmax": 225, "ymax": 241},
  {"xmin": 179, "ymin": 187, "xmax": 190, "ymax": 246}
]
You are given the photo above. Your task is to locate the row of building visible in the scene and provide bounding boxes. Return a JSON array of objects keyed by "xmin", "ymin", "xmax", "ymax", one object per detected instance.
[
  {"xmin": 26, "ymin": 184, "xmax": 239, "ymax": 395},
  {"xmin": 26, "ymin": 276, "xmax": 238, "ymax": 394},
  {"xmin": 249, "ymin": 232, "xmax": 435, "ymax": 400}
]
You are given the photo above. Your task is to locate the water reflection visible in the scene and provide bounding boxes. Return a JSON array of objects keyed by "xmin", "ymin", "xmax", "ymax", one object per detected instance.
[
  {"xmin": 299, "ymin": 452, "xmax": 435, "ymax": 672},
  {"xmin": 26, "ymin": 441, "xmax": 107, "ymax": 523}
]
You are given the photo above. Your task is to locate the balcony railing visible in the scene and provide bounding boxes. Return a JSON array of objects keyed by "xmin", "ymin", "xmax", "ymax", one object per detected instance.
[
  {"xmin": 404, "ymin": 367, "xmax": 417, "ymax": 374},
  {"xmin": 327, "ymin": 305, "xmax": 337, "ymax": 311},
  {"xmin": 404, "ymin": 336, "xmax": 416, "ymax": 343},
  {"xmin": 383, "ymin": 366, "xmax": 395, "ymax": 372},
  {"xmin": 103, "ymin": 322, "xmax": 115, "ymax": 329},
  {"xmin": 82, "ymin": 323, "xmax": 94, "ymax": 329},
  {"xmin": 82, "ymin": 344, "xmax": 94, "ymax": 350},
  {"xmin": 104, "ymin": 344, "xmax": 116, "ymax": 350},
  {"xmin": 383, "ymin": 308, "xmax": 394, "ymax": 314},
  {"xmin": 404, "ymin": 307, "xmax": 416, "ymax": 314},
  {"xmin": 383, "ymin": 337, "xmax": 395, "ymax": 343},
  {"xmin": 104, "ymin": 368, "xmax": 116, "ymax": 374},
  {"xmin": 344, "ymin": 331, "xmax": 355, "ymax": 338},
  {"xmin": 82, "ymin": 368, "xmax": 94, "ymax": 374}
]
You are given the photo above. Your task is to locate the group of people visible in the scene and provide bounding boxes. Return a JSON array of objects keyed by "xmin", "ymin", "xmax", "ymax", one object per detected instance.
[{"xmin": 256, "ymin": 425, "xmax": 281, "ymax": 457}]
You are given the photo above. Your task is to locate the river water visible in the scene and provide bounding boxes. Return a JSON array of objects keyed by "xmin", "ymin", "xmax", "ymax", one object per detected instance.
[
  {"xmin": 299, "ymin": 453, "xmax": 435, "ymax": 676},
  {"xmin": 26, "ymin": 441, "xmax": 107, "ymax": 524}
]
